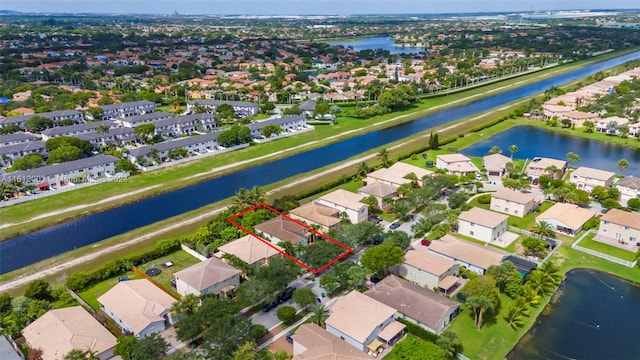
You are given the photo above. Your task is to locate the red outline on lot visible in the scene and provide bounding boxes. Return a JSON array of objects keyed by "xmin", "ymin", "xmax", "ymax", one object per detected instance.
[{"xmin": 227, "ymin": 203, "xmax": 352, "ymax": 274}]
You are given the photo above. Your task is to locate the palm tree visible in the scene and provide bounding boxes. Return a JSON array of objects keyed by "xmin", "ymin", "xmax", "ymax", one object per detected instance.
[
  {"xmin": 508, "ymin": 144, "xmax": 518, "ymax": 160},
  {"xmin": 247, "ymin": 185, "xmax": 265, "ymax": 206},
  {"xmin": 0, "ymin": 184, "xmax": 15, "ymax": 200},
  {"xmin": 232, "ymin": 188, "xmax": 252, "ymax": 211},
  {"xmin": 436, "ymin": 332, "xmax": 458, "ymax": 360},
  {"xmin": 95, "ymin": 124, "xmax": 110, "ymax": 135},
  {"xmin": 377, "ymin": 148, "xmax": 390, "ymax": 168},
  {"xmin": 148, "ymin": 148, "xmax": 160, "ymax": 165},
  {"xmin": 617, "ymin": 159, "xmax": 629, "ymax": 173},
  {"xmin": 583, "ymin": 120, "xmax": 595, "ymax": 133},
  {"xmin": 489, "ymin": 146, "xmax": 502, "ymax": 154},
  {"xmin": 505, "ymin": 307, "xmax": 524, "ymax": 330},
  {"xmin": 466, "ymin": 295, "xmax": 494, "ymax": 330},
  {"xmin": 531, "ymin": 220, "xmax": 555, "ymax": 238},
  {"xmin": 545, "ymin": 165, "xmax": 561, "ymax": 179},
  {"xmin": 538, "ymin": 260, "xmax": 562, "ymax": 286},
  {"xmin": 404, "ymin": 172, "xmax": 419, "ymax": 187},
  {"xmin": 10, "ymin": 179, "xmax": 23, "ymax": 198},
  {"xmin": 171, "ymin": 294, "xmax": 200, "ymax": 318},
  {"xmin": 309, "ymin": 305, "xmax": 329, "ymax": 328},
  {"xmin": 23, "ymin": 184, "xmax": 37, "ymax": 195},
  {"xmin": 566, "ymin": 152, "xmax": 580, "ymax": 168},
  {"xmin": 355, "ymin": 162, "xmax": 369, "ymax": 179}
]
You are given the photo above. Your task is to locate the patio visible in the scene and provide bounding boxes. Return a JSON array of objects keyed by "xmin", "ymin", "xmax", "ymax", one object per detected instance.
[{"xmin": 490, "ymin": 231, "xmax": 519, "ymax": 248}]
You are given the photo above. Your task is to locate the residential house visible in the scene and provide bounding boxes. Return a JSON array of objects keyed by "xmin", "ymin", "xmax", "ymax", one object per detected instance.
[
  {"xmin": 483, "ymin": 153, "xmax": 511, "ymax": 176},
  {"xmin": 127, "ymin": 132, "xmax": 221, "ymax": 165},
  {"xmin": 569, "ymin": 166, "xmax": 616, "ymax": 191},
  {"xmin": 428, "ymin": 235, "xmax": 508, "ymax": 275},
  {"xmin": 174, "ymin": 257, "xmax": 242, "ymax": 297},
  {"xmin": 365, "ymin": 275, "xmax": 460, "ymax": 335},
  {"xmin": 595, "ymin": 116, "xmax": 630, "ymax": 135},
  {"xmin": 358, "ymin": 182, "xmax": 397, "ymax": 210},
  {"xmin": 248, "ymin": 115, "xmax": 310, "ymax": 139},
  {"xmin": 0, "ymin": 335, "xmax": 22, "ymax": 360},
  {"xmin": 187, "ymin": 99, "xmax": 259, "ymax": 117},
  {"xmin": 77, "ymin": 127, "xmax": 137, "ymax": 147},
  {"xmin": 535, "ymin": 203, "xmax": 597, "ymax": 236},
  {"xmin": 364, "ymin": 162, "xmax": 433, "ymax": 188},
  {"xmin": 40, "ymin": 121, "xmax": 117, "ymax": 141},
  {"xmin": 525, "ymin": 157, "xmax": 567, "ymax": 179},
  {"xmin": 490, "ymin": 189, "xmax": 540, "ymax": 218},
  {"xmin": 563, "ymin": 111, "xmax": 599, "ymax": 128},
  {"xmin": 542, "ymin": 104, "xmax": 573, "ymax": 119},
  {"xmin": 0, "ymin": 141, "xmax": 47, "ymax": 166},
  {"xmin": 457, "ymin": 207, "xmax": 509, "ymax": 243},
  {"xmin": 616, "ymin": 176, "xmax": 640, "ymax": 201},
  {"xmin": 0, "ymin": 132, "xmax": 35, "ymax": 147},
  {"xmin": 435, "ymin": 154, "xmax": 477, "ymax": 176},
  {"xmin": 289, "ymin": 202, "xmax": 342, "ymax": 233},
  {"xmin": 0, "ymin": 155, "xmax": 118, "ymax": 188},
  {"xmin": 316, "ymin": 189, "xmax": 368, "ymax": 224},
  {"xmin": 596, "ymin": 209, "xmax": 640, "ymax": 249},
  {"xmin": 292, "ymin": 324, "xmax": 370, "ymax": 360},
  {"xmin": 325, "ymin": 290, "xmax": 400, "ymax": 353},
  {"xmin": 214, "ymin": 234, "xmax": 283, "ymax": 268},
  {"xmin": 22, "ymin": 306, "xmax": 116, "ymax": 360},
  {"xmin": 0, "ymin": 110, "xmax": 84, "ymax": 129},
  {"xmin": 99, "ymin": 100, "xmax": 156, "ymax": 120},
  {"xmin": 254, "ymin": 215, "xmax": 311, "ymax": 246},
  {"xmin": 298, "ymin": 100, "xmax": 317, "ymax": 119},
  {"xmin": 120, "ymin": 112, "xmax": 173, "ymax": 128},
  {"xmin": 397, "ymin": 250, "xmax": 461, "ymax": 294},
  {"xmin": 98, "ymin": 279, "xmax": 178, "ymax": 337},
  {"xmin": 154, "ymin": 113, "xmax": 217, "ymax": 136}
]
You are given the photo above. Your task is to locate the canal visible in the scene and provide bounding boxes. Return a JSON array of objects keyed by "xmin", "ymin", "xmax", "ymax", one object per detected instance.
[
  {"xmin": 1, "ymin": 51, "xmax": 640, "ymax": 274},
  {"xmin": 462, "ymin": 126, "xmax": 640, "ymax": 176},
  {"xmin": 328, "ymin": 36, "xmax": 423, "ymax": 54},
  {"xmin": 508, "ymin": 269, "xmax": 640, "ymax": 360}
]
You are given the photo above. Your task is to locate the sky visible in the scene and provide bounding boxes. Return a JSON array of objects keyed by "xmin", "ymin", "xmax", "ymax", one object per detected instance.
[{"xmin": 2, "ymin": 0, "xmax": 639, "ymax": 15}]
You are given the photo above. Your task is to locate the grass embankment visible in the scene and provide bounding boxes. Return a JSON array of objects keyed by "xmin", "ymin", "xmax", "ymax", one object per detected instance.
[
  {"xmin": 2, "ymin": 47, "xmax": 636, "ymax": 241},
  {"xmin": 525, "ymin": 121, "xmax": 640, "ymax": 149}
]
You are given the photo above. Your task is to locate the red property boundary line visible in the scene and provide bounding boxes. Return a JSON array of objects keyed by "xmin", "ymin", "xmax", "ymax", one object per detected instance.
[{"xmin": 227, "ymin": 203, "xmax": 352, "ymax": 274}]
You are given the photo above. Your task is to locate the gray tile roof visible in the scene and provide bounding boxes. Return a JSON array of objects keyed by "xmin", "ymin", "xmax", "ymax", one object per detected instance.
[
  {"xmin": 0, "ymin": 141, "xmax": 46, "ymax": 156},
  {"xmin": 0, "ymin": 132, "xmax": 35, "ymax": 145},
  {"xmin": 155, "ymin": 113, "xmax": 216, "ymax": 128},
  {"xmin": 188, "ymin": 99, "xmax": 258, "ymax": 108},
  {"xmin": 248, "ymin": 115, "xmax": 305, "ymax": 131},
  {"xmin": 1, "ymin": 155, "xmax": 118, "ymax": 183},
  {"xmin": 41, "ymin": 121, "xmax": 116, "ymax": 136},
  {"xmin": 128, "ymin": 132, "xmax": 220, "ymax": 157},
  {"xmin": 123, "ymin": 112, "xmax": 173, "ymax": 125},
  {"xmin": 99, "ymin": 100, "xmax": 156, "ymax": 111}
]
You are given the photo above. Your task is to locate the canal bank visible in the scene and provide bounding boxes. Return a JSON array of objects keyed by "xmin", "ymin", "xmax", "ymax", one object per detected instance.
[{"xmin": 2, "ymin": 47, "xmax": 638, "ymax": 241}]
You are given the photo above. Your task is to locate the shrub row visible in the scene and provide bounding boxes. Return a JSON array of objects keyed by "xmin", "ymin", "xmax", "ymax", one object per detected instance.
[
  {"xmin": 65, "ymin": 238, "xmax": 181, "ymax": 291},
  {"xmin": 296, "ymin": 174, "xmax": 356, "ymax": 201},
  {"xmin": 396, "ymin": 317, "xmax": 440, "ymax": 343},
  {"xmin": 469, "ymin": 116, "xmax": 508, "ymax": 133}
]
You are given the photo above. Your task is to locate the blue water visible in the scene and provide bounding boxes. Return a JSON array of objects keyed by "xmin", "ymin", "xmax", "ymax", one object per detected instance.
[
  {"xmin": 328, "ymin": 36, "xmax": 423, "ymax": 54},
  {"xmin": 508, "ymin": 269, "xmax": 640, "ymax": 360},
  {"xmin": 1, "ymin": 51, "xmax": 640, "ymax": 274},
  {"xmin": 462, "ymin": 126, "xmax": 640, "ymax": 176}
]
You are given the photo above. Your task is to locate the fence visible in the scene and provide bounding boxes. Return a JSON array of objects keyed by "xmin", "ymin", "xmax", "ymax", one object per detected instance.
[
  {"xmin": 572, "ymin": 230, "xmax": 637, "ymax": 268},
  {"xmin": 252, "ymin": 126, "xmax": 315, "ymax": 144},
  {"xmin": 181, "ymin": 243, "xmax": 208, "ymax": 261},
  {"xmin": 457, "ymin": 353, "xmax": 471, "ymax": 360},
  {"xmin": 508, "ymin": 226, "xmax": 561, "ymax": 265}
]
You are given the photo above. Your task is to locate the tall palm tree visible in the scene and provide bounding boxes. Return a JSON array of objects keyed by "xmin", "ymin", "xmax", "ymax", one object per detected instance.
[
  {"xmin": 508, "ymin": 144, "xmax": 518, "ymax": 160},
  {"xmin": 489, "ymin": 146, "xmax": 502, "ymax": 154},
  {"xmin": 617, "ymin": 159, "xmax": 629, "ymax": 173},
  {"xmin": 377, "ymin": 148, "xmax": 390, "ymax": 168},
  {"xmin": 531, "ymin": 220, "xmax": 555, "ymax": 238},
  {"xmin": 309, "ymin": 305, "xmax": 329, "ymax": 328},
  {"xmin": 247, "ymin": 185, "xmax": 265, "ymax": 206},
  {"xmin": 538, "ymin": 260, "xmax": 562, "ymax": 286},
  {"xmin": 10, "ymin": 179, "xmax": 23, "ymax": 198},
  {"xmin": 566, "ymin": 152, "xmax": 580, "ymax": 168},
  {"xmin": 404, "ymin": 172, "xmax": 419, "ymax": 187},
  {"xmin": 232, "ymin": 188, "xmax": 251, "ymax": 211},
  {"xmin": 355, "ymin": 162, "xmax": 369, "ymax": 179}
]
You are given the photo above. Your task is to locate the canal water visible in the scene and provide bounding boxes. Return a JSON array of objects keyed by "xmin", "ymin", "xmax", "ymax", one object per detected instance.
[
  {"xmin": 508, "ymin": 269, "xmax": 640, "ymax": 360},
  {"xmin": 328, "ymin": 36, "xmax": 423, "ymax": 54},
  {"xmin": 462, "ymin": 126, "xmax": 640, "ymax": 176},
  {"xmin": 1, "ymin": 51, "xmax": 640, "ymax": 274}
]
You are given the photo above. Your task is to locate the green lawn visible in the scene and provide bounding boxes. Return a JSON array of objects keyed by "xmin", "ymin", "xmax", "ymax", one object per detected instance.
[
  {"xmin": 576, "ymin": 232, "xmax": 637, "ymax": 262},
  {"xmin": 78, "ymin": 250, "xmax": 200, "ymax": 309},
  {"xmin": 508, "ymin": 201, "xmax": 553, "ymax": 229},
  {"xmin": 448, "ymin": 293, "xmax": 551, "ymax": 360},
  {"xmin": 383, "ymin": 334, "xmax": 436, "ymax": 360}
]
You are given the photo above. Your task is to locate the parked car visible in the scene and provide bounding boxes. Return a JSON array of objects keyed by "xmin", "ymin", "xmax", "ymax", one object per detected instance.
[
  {"xmin": 421, "ymin": 239, "xmax": 431, "ymax": 247},
  {"xmin": 389, "ymin": 221, "xmax": 401, "ymax": 230},
  {"xmin": 278, "ymin": 287, "xmax": 296, "ymax": 302},
  {"xmin": 261, "ymin": 300, "xmax": 279, "ymax": 312},
  {"xmin": 369, "ymin": 215, "xmax": 382, "ymax": 223}
]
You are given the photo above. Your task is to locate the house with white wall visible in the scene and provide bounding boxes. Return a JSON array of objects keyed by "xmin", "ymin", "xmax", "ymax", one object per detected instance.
[
  {"xmin": 596, "ymin": 209, "xmax": 640, "ymax": 249},
  {"xmin": 174, "ymin": 257, "xmax": 241, "ymax": 297},
  {"xmin": 397, "ymin": 250, "xmax": 460, "ymax": 291},
  {"xmin": 428, "ymin": 235, "xmax": 507, "ymax": 275},
  {"xmin": 615, "ymin": 176, "xmax": 640, "ymax": 201},
  {"xmin": 490, "ymin": 189, "xmax": 540, "ymax": 218},
  {"xmin": 99, "ymin": 100, "xmax": 156, "ymax": 120},
  {"xmin": 535, "ymin": 203, "xmax": 597, "ymax": 236},
  {"xmin": 435, "ymin": 154, "xmax": 477, "ymax": 176},
  {"xmin": 316, "ymin": 189, "xmax": 368, "ymax": 224},
  {"xmin": 569, "ymin": 166, "xmax": 615, "ymax": 191},
  {"xmin": 457, "ymin": 207, "xmax": 509, "ymax": 243}
]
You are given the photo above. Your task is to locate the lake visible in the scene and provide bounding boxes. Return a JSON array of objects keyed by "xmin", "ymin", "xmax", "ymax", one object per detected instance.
[
  {"xmin": 508, "ymin": 269, "xmax": 640, "ymax": 359},
  {"xmin": 328, "ymin": 36, "xmax": 423, "ymax": 54},
  {"xmin": 462, "ymin": 126, "xmax": 640, "ymax": 176}
]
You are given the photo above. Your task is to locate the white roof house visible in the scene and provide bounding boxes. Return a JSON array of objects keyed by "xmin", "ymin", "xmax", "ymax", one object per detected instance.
[{"xmin": 174, "ymin": 257, "xmax": 242, "ymax": 297}]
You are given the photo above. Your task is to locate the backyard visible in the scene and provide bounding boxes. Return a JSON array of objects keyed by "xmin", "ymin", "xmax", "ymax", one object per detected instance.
[{"xmin": 575, "ymin": 232, "xmax": 637, "ymax": 262}]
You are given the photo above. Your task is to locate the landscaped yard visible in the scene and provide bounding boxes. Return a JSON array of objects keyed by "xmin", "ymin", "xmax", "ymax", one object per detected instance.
[
  {"xmin": 577, "ymin": 232, "xmax": 637, "ymax": 262},
  {"xmin": 383, "ymin": 334, "xmax": 440, "ymax": 360},
  {"xmin": 78, "ymin": 249, "xmax": 201, "ymax": 310},
  {"xmin": 507, "ymin": 201, "xmax": 553, "ymax": 229}
]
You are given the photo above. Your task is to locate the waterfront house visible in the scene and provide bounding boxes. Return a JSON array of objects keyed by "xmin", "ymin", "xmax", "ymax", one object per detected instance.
[
  {"xmin": 292, "ymin": 324, "xmax": 370, "ymax": 359},
  {"xmin": 563, "ymin": 111, "xmax": 599, "ymax": 128},
  {"xmin": 490, "ymin": 189, "xmax": 540, "ymax": 218},
  {"xmin": 483, "ymin": 153, "xmax": 511, "ymax": 176},
  {"xmin": 0, "ymin": 155, "xmax": 118, "ymax": 188},
  {"xmin": 127, "ymin": 132, "xmax": 221, "ymax": 165},
  {"xmin": 428, "ymin": 235, "xmax": 507, "ymax": 275},
  {"xmin": 535, "ymin": 202, "xmax": 597, "ymax": 236},
  {"xmin": 525, "ymin": 157, "xmax": 567, "ymax": 180},
  {"xmin": 288, "ymin": 202, "xmax": 342, "ymax": 233},
  {"xmin": 99, "ymin": 100, "xmax": 156, "ymax": 121},
  {"xmin": 214, "ymin": 234, "xmax": 283, "ymax": 268},
  {"xmin": 254, "ymin": 215, "xmax": 311, "ymax": 246},
  {"xmin": 174, "ymin": 257, "xmax": 242, "ymax": 297},
  {"xmin": 247, "ymin": 115, "xmax": 310, "ymax": 139},
  {"xmin": 358, "ymin": 182, "xmax": 397, "ymax": 210},
  {"xmin": 363, "ymin": 162, "xmax": 433, "ymax": 188},
  {"xmin": 121, "ymin": 112, "xmax": 173, "ymax": 128},
  {"xmin": 457, "ymin": 207, "xmax": 509, "ymax": 243},
  {"xmin": 365, "ymin": 275, "xmax": 460, "ymax": 335},
  {"xmin": 325, "ymin": 290, "xmax": 400, "ymax": 353},
  {"xmin": 397, "ymin": 250, "xmax": 461, "ymax": 293},
  {"xmin": 98, "ymin": 279, "xmax": 178, "ymax": 338},
  {"xmin": 435, "ymin": 154, "xmax": 477, "ymax": 176},
  {"xmin": 595, "ymin": 116, "xmax": 630, "ymax": 135},
  {"xmin": 187, "ymin": 99, "xmax": 259, "ymax": 117},
  {"xmin": 22, "ymin": 306, "xmax": 117, "ymax": 360},
  {"xmin": 316, "ymin": 189, "xmax": 368, "ymax": 224},
  {"xmin": 542, "ymin": 104, "xmax": 573, "ymax": 119},
  {"xmin": 616, "ymin": 176, "xmax": 640, "ymax": 201},
  {"xmin": 596, "ymin": 209, "xmax": 640, "ymax": 249},
  {"xmin": 569, "ymin": 166, "xmax": 615, "ymax": 191}
]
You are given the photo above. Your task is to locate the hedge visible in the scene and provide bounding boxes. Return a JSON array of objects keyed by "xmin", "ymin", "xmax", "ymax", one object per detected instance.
[
  {"xmin": 469, "ymin": 116, "xmax": 508, "ymax": 133},
  {"xmin": 396, "ymin": 317, "xmax": 440, "ymax": 343},
  {"xmin": 65, "ymin": 238, "xmax": 181, "ymax": 291}
]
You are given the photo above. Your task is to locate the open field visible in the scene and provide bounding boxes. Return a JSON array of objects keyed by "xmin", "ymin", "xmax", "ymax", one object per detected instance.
[{"xmin": 1, "ymin": 47, "xmax": 636, "ymax": 241}]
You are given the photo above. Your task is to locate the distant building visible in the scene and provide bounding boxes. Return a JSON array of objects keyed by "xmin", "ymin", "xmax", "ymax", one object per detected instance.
[
  {"xmin": 289, "ymin": 202, "xmax": 341, "ymax": 233},
  {"xmin": 483, "ymin": 153, "xmax": 511, "ymax": 177},
  {"xmin": 187, "ymin": 99, "xmax": 259, "ymax": 117},
  {"xmin": 316, "ymin": 189, "xmax": 368, "ymax": 224},
  {"xmin": 616, "ymin": 176, "xmax": 640, "ymax": 201},
  {"xmin": 99, "ymin": 100, "xmax": 156, "ymax": 120},
  {"xmin": 435, "ymin": 154, "xmax": 477, "ymax": 176},
  {"xmin": 214, "ymin": 234, "xmax": 283, "ymax": 268},
  {"xmin": 254, "ymin": 215, "xmax": 311, "ymax": 246}
]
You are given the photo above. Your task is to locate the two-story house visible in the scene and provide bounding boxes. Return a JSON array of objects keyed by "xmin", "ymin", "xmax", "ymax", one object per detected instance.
[
  {"xmin": 457, "ymin": 207, "xmax": 509, "ymax": 243},
  {"xmin": 596, "ymin": 209, "xmax": 640, "ymax": 250},
  {"xmin": 315, "ymin": 189, "xmax": 368, "ymax": 224},
  {"xmin": 525, "ymin": 157, "xmax": 567, "ymax": 180},
  {"xmin": 569, "ymin": 166, "xmax": 616, "ymax": 191},
  {"xmin": 490, "ymin": 189, "xmax": 541, "ymax": 218},
  {"xmin": 174, "ymin": 257, "xmax": 242, "ymax": 297}
]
